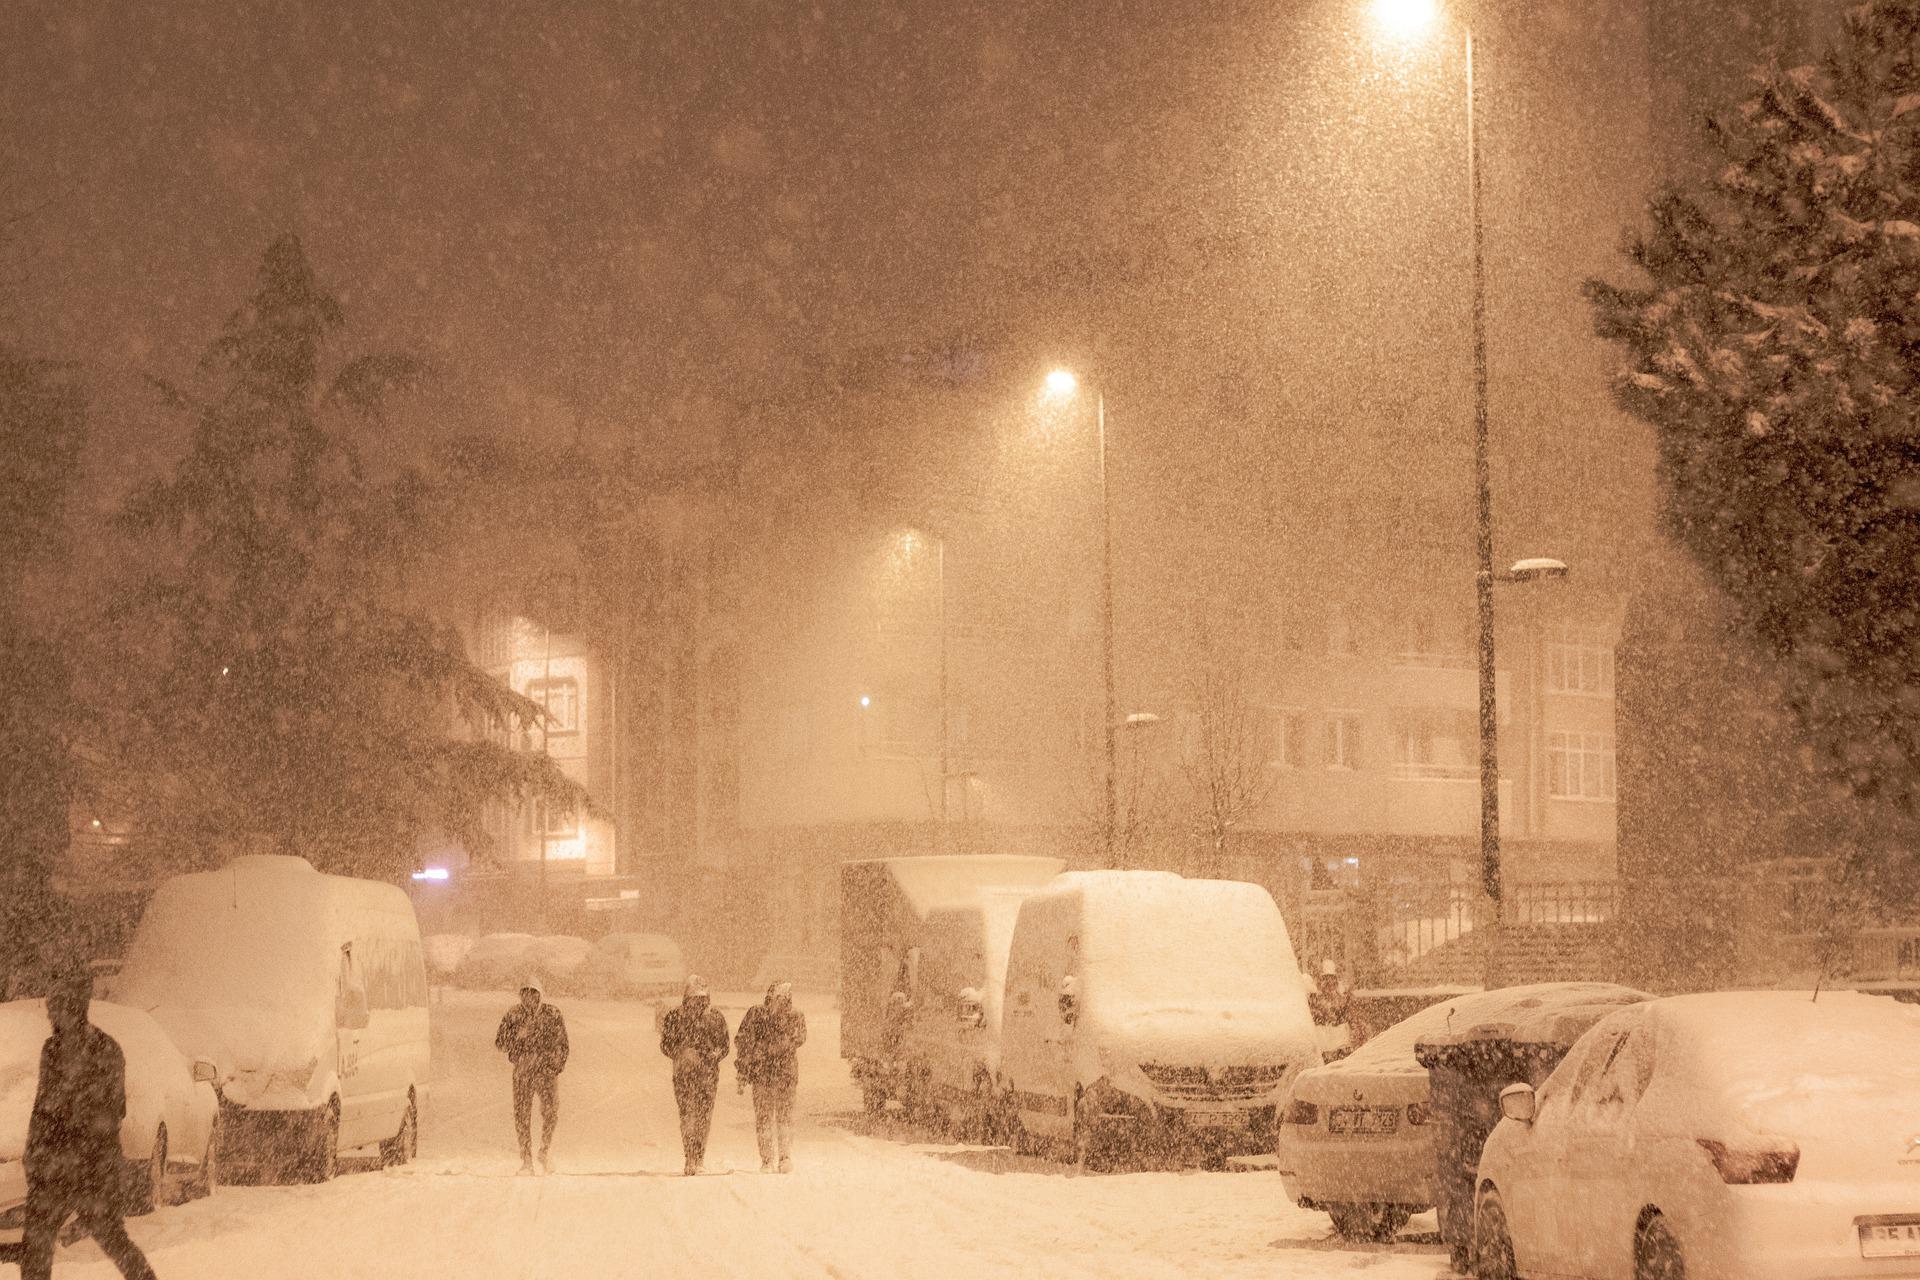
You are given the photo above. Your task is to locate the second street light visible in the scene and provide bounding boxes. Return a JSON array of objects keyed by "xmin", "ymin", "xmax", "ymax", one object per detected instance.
[{"xmin": 1041, "ymin": 368, "xmax": 1118, "ymax": 867}]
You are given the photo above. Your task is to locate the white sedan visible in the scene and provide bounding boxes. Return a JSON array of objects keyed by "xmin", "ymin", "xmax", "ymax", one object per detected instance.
[
  {"xmin": 1472, "ymin": 990, "xmax": 1920, "ymax": 1279},
  {"xmin": 0, "ymin": 999, "xmax": 220, "ymax": 1222},
  {"xmin": 1278, "ymin": 982, "xmax": 1650, "ymax": 1241}
]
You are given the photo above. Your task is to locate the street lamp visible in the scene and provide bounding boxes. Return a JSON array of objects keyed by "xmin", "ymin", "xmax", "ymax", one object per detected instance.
[
  {"xmin": 1041, "ymin": 368, "xmax": 1118, "ymax": 867},
  {"xmin": 1370, "ymin": 1, "xmax": 1564, "ymax": 980},
  {"xmin": 890, "ymin": 527, "xmax": 951, "ymax": 843}
]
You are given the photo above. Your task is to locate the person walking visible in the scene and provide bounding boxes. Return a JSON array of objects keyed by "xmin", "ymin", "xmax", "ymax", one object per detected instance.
[
  {"xmin": 735, "ymin": 980, "xmax": 808, "ymax": 1173},
  {"xmin": 659, "ymin": 975, "xmax": 729, "ymax": 1175},
  {"xmin": 19, "ymin": 968, "xmax": 158, "ymax": 1280},
  {"xmin": 494, "ymin": 975, "xmax": 568, "ymax": 1174}
]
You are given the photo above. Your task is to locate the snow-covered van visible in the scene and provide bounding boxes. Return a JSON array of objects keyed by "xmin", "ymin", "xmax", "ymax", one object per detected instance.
[
  {"xmin": 998, "ymin": 871, "xmax": 1319, "ymax": 1167},
  {"xmin": 115, "ymin": 855, "xmax": 430, "ymax": 1180},
  {"xmin": 840, "ymin": 855, "xmax": 1064, "ymax": 1126}
]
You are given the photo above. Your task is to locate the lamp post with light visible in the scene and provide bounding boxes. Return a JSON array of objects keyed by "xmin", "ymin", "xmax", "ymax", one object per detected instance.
[
  {"xmin": 1040, "ymin": 369, "xmax": 1118, "ymax": 867},
  {"xmin": 1371, "ymin": 0, "xmax": 1572, "ymax": 980}
]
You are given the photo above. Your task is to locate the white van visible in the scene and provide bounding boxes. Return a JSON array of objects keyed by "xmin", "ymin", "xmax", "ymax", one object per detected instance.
[
  {"xmin": 115, "ymin": 855, "xmax": 430, "ymax": 1181},
  {"xmin": 998, "ymin": 871, "xmax": 1319, "ymax": 1168}
]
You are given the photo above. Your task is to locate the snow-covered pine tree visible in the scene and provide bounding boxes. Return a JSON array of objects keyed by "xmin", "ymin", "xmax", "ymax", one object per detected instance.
[
  {"xmin": 99, "ymin": 235, "xmax": 583, "ymax": 883},
  {"xmin": 1587, "ymin": 1, "xmax": 1920, "ymax": 902}
]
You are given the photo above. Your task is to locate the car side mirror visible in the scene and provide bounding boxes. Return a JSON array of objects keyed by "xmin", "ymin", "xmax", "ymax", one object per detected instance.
[
  {"xmin": 1499, "ymin": 1082, "xmax": 1537, "ymax": 1125},
  {"xmin": 192, "ymin": 1060, "xmax": 218, "ymax": 1085}
]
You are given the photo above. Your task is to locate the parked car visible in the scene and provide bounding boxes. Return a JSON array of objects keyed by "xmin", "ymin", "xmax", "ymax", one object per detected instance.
[
  {"xmin": 114, "ymin": 855, "xmax": 430, "ymax": 1183},
  {"xmin": 572, "ymin": 933, "xmax": 686, "ymax": 999},
  {"xmin": 0, "ymin": 998, "xmax": 220, "ymax": 1220},
  {"xmin": 454, "ymin": 932, "xmax": 593, "ymax": 993},
  {"xmin": 1278, "ymin": 982, "xmax": 1652, "ymax": 1242},
  {"xmin": 1472, "ymin": 990, "xmax": 1920, "ymax": 1280}
]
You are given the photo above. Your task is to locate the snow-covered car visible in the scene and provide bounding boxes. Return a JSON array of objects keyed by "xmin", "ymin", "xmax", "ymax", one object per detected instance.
[
  {"xmin": 422, "ymin": 934, "xmax": 477, "ymax": 984},
  {"xmin": 454, "ymin": 933, "xmax": 592, "ymax": 992},
  {"xmin": 1278, "ymin": 982, "xmax": 1653, "ymax": 1242},
  {"xmin": 1472, "ymin": 990, "xmax": 1920, "ymax": 1280},
  {"xmin": 0, "ymin": 999, "xmax": 220, "ymax": 1220},
  {"xmin": 571, "ymin": 933, "xmax": 686, "ymax": 999}
]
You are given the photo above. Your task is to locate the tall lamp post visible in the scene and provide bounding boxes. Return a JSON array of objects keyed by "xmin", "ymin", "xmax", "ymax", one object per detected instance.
[
  {"xmin": 1042, "ymin": 369, "xmax": 1118, "ymax": 867},
  {"xmin": 1373, "ymin": 0, "xmax": 1568, "ymax": 980},
  {"xmin": 892, "ymin": 527, "xmax": 951, "ymax": 842}
]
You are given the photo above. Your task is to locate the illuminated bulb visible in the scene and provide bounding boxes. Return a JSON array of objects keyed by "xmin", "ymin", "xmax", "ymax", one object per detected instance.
[
  {"xmin": 1044, "ymin": 368, "xmax": 1079, "ymax": 398},
  {"xmin": 859, "ymin": 695, "xmax": 872, "ymax": 708},
  {"xmin": 1374, "ymin": 0, "xmax": 1439, "ymax": 36}
]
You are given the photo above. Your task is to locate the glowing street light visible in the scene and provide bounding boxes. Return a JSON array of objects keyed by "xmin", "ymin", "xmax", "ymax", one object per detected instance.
[
  {"xmin": 1372, "ymin": 0, "xmax": 1439, "ymax": 37},
  {"xmin": 1043, "ymin": 368, "xmax": 1119, "ymax": 866}
]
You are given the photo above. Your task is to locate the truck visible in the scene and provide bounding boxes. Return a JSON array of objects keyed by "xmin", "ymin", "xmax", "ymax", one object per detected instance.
[
  {"xmin": 997, "ymin": 870, "xmax": 1320, "ymax": 1169},
  {"xmin": 839, "ymin": 855, "xmax": 1064, "ymax": 1132}
]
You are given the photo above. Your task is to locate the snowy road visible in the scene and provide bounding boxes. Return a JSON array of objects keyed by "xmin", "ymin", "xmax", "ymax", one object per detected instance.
[{"xmin": 40, "ymin": 992, "xmax": 1450, "ymax": 1279}]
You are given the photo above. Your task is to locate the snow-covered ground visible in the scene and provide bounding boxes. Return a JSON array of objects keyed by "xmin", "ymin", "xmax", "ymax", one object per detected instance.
[{"xmin": 34, "ymin": 990, "xmax": 1450, "ymax": 1279}]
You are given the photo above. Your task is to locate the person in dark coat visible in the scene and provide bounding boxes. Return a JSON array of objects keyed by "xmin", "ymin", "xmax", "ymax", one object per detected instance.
[
  {"xmin": 735, "ymin": 980, "xmax": 808, "ymax": 1173},
  {"xmin": 19, "ymin": 968, "xmax": 158, "ymax": 1280},
  {"xmin": 495, "ymin": 975, "xmax": 568, "ymax": 1174},
  {"xmin": 659, "ymin": 975, "xmax": 729, "ymax": 1175}
]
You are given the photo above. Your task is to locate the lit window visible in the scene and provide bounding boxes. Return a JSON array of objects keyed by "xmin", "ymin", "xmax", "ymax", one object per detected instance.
[
  {"xmin": 525, "ymin": 676, "xmax": 579, "ymax": 739},
  {"xmin": 530, "ymin": 797, "xmax": 579, "ymax": 839},
  {"xmin": 1546, "ymin": 622, "xmax": 1615, "ymax": 696},
  {"xmin": 1547, "ymin": 731, "xmax": 1616, "ymax": 800}
]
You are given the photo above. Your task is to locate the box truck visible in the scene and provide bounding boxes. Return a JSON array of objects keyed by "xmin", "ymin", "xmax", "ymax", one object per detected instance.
[
  {"xmin": 839, "ymin": 855, "xmax": 1063, "ymax": 1129},
  {"xmin": 997, "ymin": 871, "xmax": 1319, "ymax": 1168}
]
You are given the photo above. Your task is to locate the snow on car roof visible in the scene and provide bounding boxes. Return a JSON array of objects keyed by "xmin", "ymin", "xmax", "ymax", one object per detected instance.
[
  {"xmin": 1413, "ymin": 981, "xmax": 1654, "ymax": 1051},
  {"xmin": 1322, "ymin": 984, "xmax": 1648, "ymax": 1077},
  {"xmin": 0, "ymin": 999, "xmax": 187, "ymax": 1157},
  {"xmin": 1653, "ymin": 989, "xmax": 1920, "ymax": 1080}
]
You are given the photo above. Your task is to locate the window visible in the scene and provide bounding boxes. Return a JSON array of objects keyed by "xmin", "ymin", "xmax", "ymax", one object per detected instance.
[
  {"xmin": 1391, "ymin": 708, "xmax": 1477, "ymax": 779},
  {"xmin": 1395, "ymin": 607, "xmax": 1473, "ymax": 668},
  {"xmin": 1327, "ymin": 603, "xmax": 1358, "ymax": 656},
  {"xmin": 1546, "ymin": 622, "xmax": 1615, "ymax": 696},
  {"xmin": 1548, "ymin": 731, "xmax": 1616, "ymax": 800},
  {"xmin": 1267, "ymin": 709, "xmax": 1307, "ymax": 769},
  {"xmin": 530, "ymin": 796, "xmax": 579, "ymax": 839},
  {"xmin": 1325, "ymin": 712, "xmax": 1362, "ymax": 770},
  {"xmin": 526, "ymin": 676, "xmax": 579, "ymax": 736}
]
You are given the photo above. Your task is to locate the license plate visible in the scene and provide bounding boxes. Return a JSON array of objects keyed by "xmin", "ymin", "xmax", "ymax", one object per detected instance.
[
  {"xmin": 1860, "ymin": 1218, "xmax": 1920, "ymax": 1259},
  {"xmin": 1329, "ymin": 1106, "xmax": 1400, "ymax": 1136},
  {"xmin": 1187, "ymin": 1108, "xmax": 1245, "ymax": 1129}
]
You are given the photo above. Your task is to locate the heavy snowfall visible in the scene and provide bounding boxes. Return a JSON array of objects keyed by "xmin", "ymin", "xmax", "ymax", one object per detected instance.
[{"xmin": 4, "ymin": 0, "xmax": 1920, "ymax": 1277}]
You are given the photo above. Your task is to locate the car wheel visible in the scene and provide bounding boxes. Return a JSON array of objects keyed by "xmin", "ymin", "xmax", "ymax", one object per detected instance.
[
  {"xmin": 381, "ymin": 1093, "xmax": 418, "ymax": 1167},
  {"xmin": 189, "ymin": 1114, "xmax": 220, "ymax": 1199},
  {"xmin": 1327, "ymin": 1202, "xmax": 1412, "ymax": 1242},
  {"xmin": 1072, "ymin": 1093, "xmax": 1116, "ymax": 1173},
  {"xmin": 127, "ymin": 1124, "xmax": 168, "ymax": 1215},
  {"xmin": 299, "ymin": 1102, "xmax": 339, "ymax": 1184},
  {"xmin": 1636, "ymin": 1216, "xmax": 1686, "ymax": 1280},
  {"xmin": 1472, "ymin": 1187, "xmax": 1518, "ymax": 1280}
]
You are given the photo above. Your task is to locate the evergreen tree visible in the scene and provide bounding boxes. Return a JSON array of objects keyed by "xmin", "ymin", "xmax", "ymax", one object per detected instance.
[
  {"xmin": 99, "ymin": 236, "xmax": 580, "ymax": 882},
  {"xmin": 0, "ymin": 347, "xmax": 86, "ymax": 991},
  {"xmin": 1588, "ymin": 1, "xmax": 1920, "ymax": 896}
]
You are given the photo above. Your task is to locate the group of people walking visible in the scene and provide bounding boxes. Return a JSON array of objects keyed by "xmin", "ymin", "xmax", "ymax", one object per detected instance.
[{"xmin": 494, "ymin": 974, "xmax": 808, "ymax": 1177}]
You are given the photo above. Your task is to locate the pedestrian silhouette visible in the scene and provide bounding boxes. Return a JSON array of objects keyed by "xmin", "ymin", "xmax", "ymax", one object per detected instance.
[
  {"xmin": 19, "ymin": 968, "xmax": 158, "ymax": 1280},
  {"xmin": 494, "ymin": 975, "xmax": 568, "ymax": 1174},
  {"xmin": 659, "ymin": 976, "xmax": 729, "ymax": 1175}
]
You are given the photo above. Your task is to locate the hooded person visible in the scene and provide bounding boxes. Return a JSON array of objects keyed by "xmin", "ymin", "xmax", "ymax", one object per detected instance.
[
  {"xmin": 20, "ymin": 967, "xmax": 158, "ymax": 1280},
  {"xmin": 658, "ymin": 975, "xmax": 730, "ymax": 1175},
  {"xmin": 495, "ymin": 974, "xmax": 569, "ymax": 1174},
  {"xmin": 734, "ymin": 980, "xmax": 808, "ymax": 1173}
]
